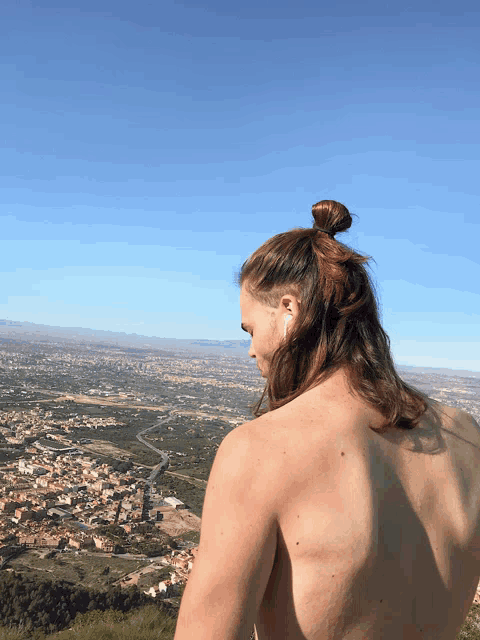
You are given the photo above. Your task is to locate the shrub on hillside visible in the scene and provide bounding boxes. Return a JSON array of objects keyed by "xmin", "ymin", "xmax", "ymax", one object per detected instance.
[
  {"xmin": 54, "ymin": 605, "xmax": 177, "ymax": 640},
  {"xmin": 0, "ymin": 572, "xmax": 176, "ymax": 635}
]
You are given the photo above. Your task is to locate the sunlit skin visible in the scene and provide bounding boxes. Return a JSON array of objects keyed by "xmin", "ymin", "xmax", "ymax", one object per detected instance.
[
  {"xmin": 239, "ymin": 285, "xmax": 301, "ymax": 379},
  {"xmin": 174, "ymin": 285, "xmax": 480, "ymax": 640}
]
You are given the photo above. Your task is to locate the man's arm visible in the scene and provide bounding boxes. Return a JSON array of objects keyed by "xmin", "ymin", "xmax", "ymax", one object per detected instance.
[{"xmin": 174, "ymin": 424, "xmax": 278, "ymax": 640}]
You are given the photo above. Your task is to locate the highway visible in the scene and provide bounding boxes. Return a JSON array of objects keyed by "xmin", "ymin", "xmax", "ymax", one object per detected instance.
[
  {"xmin": 136, "ymin": 413, "xmax": 175, "ymax": 520},
  {"xmin": 136, "ymin": 412, "xmax": 174, "ymax": 483}
]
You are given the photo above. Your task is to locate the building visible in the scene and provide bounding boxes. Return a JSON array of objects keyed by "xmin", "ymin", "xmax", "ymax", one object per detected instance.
[
  {"xmin": 47, "ymin": 507, "xmax": 73, "ymax": 520},
  {"xmin": 0, "ymin": 500, "xmax": 17, "ymax": 513},
  {"xmin": 31, "ymin": 507, "xmax": 47, "ymax": 521},
  {"xmin": 14, "ymin": 508, "xmax": 33, "ymax": 522},
  {"xmin": 145, "ymin": 579, "xmax": 181, "ymax": 599},
  {"xmin": 163, "ymin": 497, "xmax": 185, "ymax": 510},
  {"xmin": 69, "ymin": 536, "xmax": 93, "ymax": 550},
  {"xmin": 17, "ymin": 535, "xmax": 63, "ymax": 548},
  {"xmin": 93, "ymin": 536, "xmax": 114, "ymax": 552}
]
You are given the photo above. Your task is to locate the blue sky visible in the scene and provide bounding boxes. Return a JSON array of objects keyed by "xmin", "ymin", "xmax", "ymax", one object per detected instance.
[{"xmin": 1, "ymin": 0, "xmax": 479, "ymax": 371}]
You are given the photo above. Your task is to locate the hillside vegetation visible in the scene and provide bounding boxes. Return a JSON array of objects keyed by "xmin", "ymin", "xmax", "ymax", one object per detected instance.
[
  {"xmin": 0, "ymin": 606, "xmax": 176, "ymax": 640},
  {"xmin": 0, "ymin": 572, "xmax": 177, "ymax": 637},
  {"xmin": 1, "ymin": 600, "xmax": 480, "ymax": 640}
]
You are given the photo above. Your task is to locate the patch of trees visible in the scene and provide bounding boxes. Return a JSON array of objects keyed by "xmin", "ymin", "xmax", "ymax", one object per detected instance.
[
  {"xmin": 93, "ymin": 523, "xmax": 179, "ymax": 557},
  {"xmin": 0, "ymin": 571, "xmax": 177, "ymax": 635},
  {"xmin": 134, "ymin": 541, "xmax": 168, "ymax": 557},
  {"xmin": 111, "ymin": 459, "xmax": 133, "ymax": 473},
  {"xmin": 129, "ymin": 526, "xmax": 178, "ymax": 557},
  {"xmin": 95, "ymin": 524, "xmax": 128, "ymax": 540},
  {"xmin": 135, "ymin": 522, "xmax": 164, "ymax": 536}
]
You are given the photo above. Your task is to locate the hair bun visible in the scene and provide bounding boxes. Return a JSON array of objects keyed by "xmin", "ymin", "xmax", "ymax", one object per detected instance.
[{"xmin": 311, "ymin": 200, "xmax": 352, "ymax": 237}]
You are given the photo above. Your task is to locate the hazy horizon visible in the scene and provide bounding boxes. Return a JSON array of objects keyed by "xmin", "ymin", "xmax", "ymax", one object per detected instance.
[{"xmin": 2, "ymin": 316, "xmax": 480, "ymax": 378}]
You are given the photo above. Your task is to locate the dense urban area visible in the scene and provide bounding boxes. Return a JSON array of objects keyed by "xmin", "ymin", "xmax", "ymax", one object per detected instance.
[
  {"xmin": 0, "ymin": 324, "xmax": 480, "ymax": 637},
  {"xmin": 0, "ymin": 329, "xmax": 262, "ymax": 609}
]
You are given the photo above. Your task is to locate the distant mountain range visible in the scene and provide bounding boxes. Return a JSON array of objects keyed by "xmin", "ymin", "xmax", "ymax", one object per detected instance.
[
  {"xmin": 1, "ymin": 318, "xmax": 479, "ymax": 378},
  {"xmin": 395, "ymin": 364, "xmax": 480, "ymax": 380},
  {"xmin": 0, "ymin": 318, "xmax": 250, "ymax": 355}
]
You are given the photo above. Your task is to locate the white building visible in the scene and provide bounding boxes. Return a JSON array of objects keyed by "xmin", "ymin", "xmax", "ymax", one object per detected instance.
[{"xmin": 164, "ymin": 496, "xmax": 185, "ymax": 510}]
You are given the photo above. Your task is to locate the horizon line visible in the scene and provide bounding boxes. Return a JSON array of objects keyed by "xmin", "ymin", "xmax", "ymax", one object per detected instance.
[{"xmin": 1, "ymin": 317, "xmax": 479, "ymax": 377}]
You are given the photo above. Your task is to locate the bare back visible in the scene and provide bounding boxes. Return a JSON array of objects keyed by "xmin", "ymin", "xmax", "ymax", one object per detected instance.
[{"xmin": 252, "ymin": 383, "xmax": 480, "ymax": 640}]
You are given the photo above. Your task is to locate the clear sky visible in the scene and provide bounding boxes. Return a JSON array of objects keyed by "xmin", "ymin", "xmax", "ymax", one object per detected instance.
[{"xmin": 1, "ymin": 0, "xmax": 479, "ymax": 371}]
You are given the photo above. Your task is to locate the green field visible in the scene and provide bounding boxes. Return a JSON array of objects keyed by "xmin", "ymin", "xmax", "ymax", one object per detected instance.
[{"xmin": 8, "ymin": 550, "xmax": 150, "ymax": 589}]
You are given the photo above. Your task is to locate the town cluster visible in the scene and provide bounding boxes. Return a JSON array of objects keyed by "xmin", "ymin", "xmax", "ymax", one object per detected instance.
[{"xmin": 0, "ymin": 406, "xmax": 198, "ymax": 599}]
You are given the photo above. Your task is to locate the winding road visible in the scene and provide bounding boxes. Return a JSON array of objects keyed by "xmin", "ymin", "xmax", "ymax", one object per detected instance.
[
  {"xmin": 136, "ymin": 413, "xmax": 174, "ymax": 520},
  {"xmin": 136, "ymin": 413, "xmax": 174, "ymax": 484}
]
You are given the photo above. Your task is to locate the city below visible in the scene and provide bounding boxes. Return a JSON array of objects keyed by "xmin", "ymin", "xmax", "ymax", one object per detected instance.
[{"xmin": 0, "ymin": 320, "xmax": 480, "ymax": 608}]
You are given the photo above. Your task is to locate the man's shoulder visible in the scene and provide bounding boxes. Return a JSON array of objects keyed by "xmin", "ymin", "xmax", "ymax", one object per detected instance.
[
  {"xmin": 453, "ymin": 407, "xmax": 480, "ymax": 430},
  {"xmin": 227, "ymin": 415, "xmax": 286, "ymax": 467},
  {"xmin": 226, "ymin": 414, "xmax": 305, "ymax": 492},
  {"xmin": 430, "ymin": 402, "xmax": 480, "ymax": 439},
  {"xmin": 233, "ymin": 408, "xmax": 367, "ymax": 529},
  {"xmin": 447, "ymin": 406, "xmax": 480, "ymax": 448},
  {"xmin": 233, "ymin": 407, "xmax": 340, "ymax": 480},
  {"xmin": 239, "ymin": 395, "xmax": 359, "ymax": 446},
  {"xmin": 233, "ymin": 408, "xmax": 304, "ymax": 453}
]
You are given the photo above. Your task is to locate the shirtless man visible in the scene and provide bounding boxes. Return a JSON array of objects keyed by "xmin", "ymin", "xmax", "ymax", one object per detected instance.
[{"xmin": 174, "ymin": 200, "xmax": 480, "ymax": 640}]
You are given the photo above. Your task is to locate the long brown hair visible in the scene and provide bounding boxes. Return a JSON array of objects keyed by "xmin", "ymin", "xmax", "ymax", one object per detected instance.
[{"xmin": 239, "ymin": 200, "xmax": 430, "ymax": 431}]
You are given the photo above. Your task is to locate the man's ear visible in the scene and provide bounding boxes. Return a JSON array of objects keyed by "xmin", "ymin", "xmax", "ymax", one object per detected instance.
[{"xmin": 279, "ymin": 294, "xmax": 301, "ymax": 318}]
